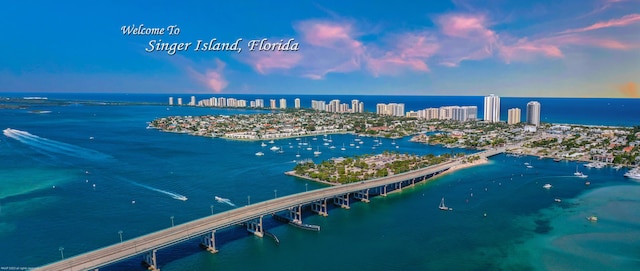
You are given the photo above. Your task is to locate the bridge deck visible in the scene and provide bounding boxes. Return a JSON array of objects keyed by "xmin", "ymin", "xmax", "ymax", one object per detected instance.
[{"xmin": 34, "ymin": 148, "xmax": 503, "ymax": 271}]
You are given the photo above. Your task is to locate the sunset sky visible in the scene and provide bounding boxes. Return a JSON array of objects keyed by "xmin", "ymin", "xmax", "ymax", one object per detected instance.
[{"xmin": 1, "ymin": 0, "xmax": 638, "ymax": 97}]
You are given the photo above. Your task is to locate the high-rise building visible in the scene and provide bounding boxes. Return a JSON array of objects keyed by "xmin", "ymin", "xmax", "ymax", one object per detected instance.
[
  {"xmin": 255, "ymin": 99, "xmax": 264, "ymax": 108},
  {"xmin": 168, "ymin": 97, "xmax": 174, "ymax": 105},
  {"xmin": 526, "ymin": 101, "xmax": 541, "ymax": 126},
  {"xmin": 189, "ymin": 96, "xmax": 196, "ymax": 106},
  {"xmin": 358, "ymin": 102, "xmax": 364, "ymax": 113},
  {"xmin": 484, "ymin": 94, "xmax": 500, "ymax": 122},
  {"xmin": 177, "ymin": 97, "xmax": 183, "ymax": 105},
  {"xmin": 294, "ymin": 98, "xmax": 300, "ymax": 109},
  {"xmin": 270, "ymin": 99, "xmax": 276, "ymax": 109},
  {"xmin": 280, "ymin": 98, "xmax": 287, "ymax": 109},
  {"xmin": 508, "ymin": 108, "xmax": 521, "ymax": 125},
  {"xmin": 351, "ymin": 100, "xmax": 360, "ymax": 113}
]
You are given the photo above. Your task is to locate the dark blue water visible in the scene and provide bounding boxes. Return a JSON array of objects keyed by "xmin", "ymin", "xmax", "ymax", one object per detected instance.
[
  {"xmin": 1, "ymin": 94, "xmax": 639, "ymax": 270},
  {"xmin": 5, "ymin": 93, "xmax": 639, "ymax": 127}
]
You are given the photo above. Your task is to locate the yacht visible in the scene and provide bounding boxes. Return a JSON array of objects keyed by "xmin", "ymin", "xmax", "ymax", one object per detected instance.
[
  {"xmin": 270, "ymin": 146, "xmax": 280, "ymax": 151},
  {"xmin": 295, "ymin": 151, "xmax": 301, "ymax": 158},
  {"xmin": 268, "ymin": 140, "xmax": 275, "ymax": 144},
  {"xmin": 574, "ymin": 165, "xmax": 588, "ymax": 178},
  {"xmin": 542, "ymin": 183, "xmax": 552, "ymax": 189},
  {"xmin": 624, "ymin": 168, "xmax": 640, "ymax": 180},
  {"xmin": 586, "ymin": 215, "xmax": 598, "ymax": 222},
  {"xmin": 255, "ymin": 152, "xmax": 264, "ymax": 156},
  {"xmin": 329, "ymin": 145, "xmax": 336, "ymax": 149},
  {"xmin": 341, "ymin": 144, "xmax": 346, "ymax": 151},
  {"xmin": 261, "ymin": 142, "xmax": 267, "ymax": 147},
  {"xmin": 313, "ymin": 147, "xmax": 322, "ymax": 156},
  {"xmin": 439, "ymin": 197, "xmax": 452, "ymax": 211}
]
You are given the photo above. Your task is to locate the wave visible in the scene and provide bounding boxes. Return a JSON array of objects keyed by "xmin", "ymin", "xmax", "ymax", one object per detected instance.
[
  {"xmin": 3, "ymin": 128, "xmax": 112, "ymax": 161},
  {"xmin": 130, "ymin": 182, "xmax": 188, "ymax": 201},
  {"xmin": 214, "ymin": 196, "xmax": 236, "ymax": 207}
]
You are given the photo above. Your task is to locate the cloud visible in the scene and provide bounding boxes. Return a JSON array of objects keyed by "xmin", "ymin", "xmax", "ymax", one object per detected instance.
[
  {"xmin": 366, "ymin": 33, "xmax": 438, "ymax": 76},
  {"xmin": 498, "ymin": 38, "xmax": 563, "ymax": 63},
  {"xmin": 618, "ymin": 82, "xmax": 639, "ymax": 97},
  {"xmin": 239, "ymin": 49, "xmax": 303, "ymax": 74},
  {"xmin": 185, "ymin": 58, "xmax": 228, "ymax": 93},
  {"xmin": 561, "ymin": 13, "xmax": 640, "ymax": 34}
]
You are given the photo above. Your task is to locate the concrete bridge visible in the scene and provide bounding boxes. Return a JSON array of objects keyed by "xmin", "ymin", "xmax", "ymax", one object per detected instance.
[{"xmin": 34, "ymin": 148, "xmax": 503, "ymax": 271}]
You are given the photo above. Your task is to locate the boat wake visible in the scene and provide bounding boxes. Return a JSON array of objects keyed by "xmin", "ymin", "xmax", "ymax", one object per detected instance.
[
  {"xmin": 130, "ymin": 182, "xmax": 188, "ymax": 201},
  {"xmin": 214, "ymin": 196, "xmax": 236, "ymax": 207},
  {"xmin": 3, "ymin": 128, "xmax": 113, "ymax": 161}
]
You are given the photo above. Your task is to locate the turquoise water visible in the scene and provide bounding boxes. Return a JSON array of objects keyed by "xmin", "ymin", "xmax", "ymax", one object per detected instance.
[{"xmin": 0, "ymin": 100, "xmax": 639, "ymax": 270}]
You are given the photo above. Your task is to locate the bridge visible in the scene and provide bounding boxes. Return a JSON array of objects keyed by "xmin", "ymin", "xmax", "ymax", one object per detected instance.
[{"xmin": 34, "ymin": 148, "xmax": 503, "ymax": 271}]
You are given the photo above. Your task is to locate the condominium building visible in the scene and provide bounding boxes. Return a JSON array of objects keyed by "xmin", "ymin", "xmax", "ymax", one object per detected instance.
[
  {"xmin": 270, "ymin": 99, "xmax": 276, "ymax": 109},
  {"xmin": 484, "ymin": 94, "xmax": 501, "ymax": 122},
  {"xmin": 280, "ymin": 98, "xmax": 287, "ymax": 109},
  {"xmin": 526, "ymin": 101, "xmax": 541, "ymax": 126},
  {"xmin": 168, "ymin": 97, "xmax": 173, "ymax": 105},
  {"xmin": 294, "ymin": 98, "xmax": 300, "ymax": 109},
  {"xmin": 508, "ymin": 108, "xmax": 521, "ymax": 125}
]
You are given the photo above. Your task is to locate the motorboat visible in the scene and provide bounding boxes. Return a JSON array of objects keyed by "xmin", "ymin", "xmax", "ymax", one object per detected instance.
[{"xmin": 542, "ymin": 184, "xmax": 552, "ymax": 189}]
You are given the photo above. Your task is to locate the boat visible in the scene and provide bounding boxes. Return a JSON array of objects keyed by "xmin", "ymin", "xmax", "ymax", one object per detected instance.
[
  {"xmin": 295, "ymin": 151, "xmax": 301, "ymax": 158},
  {"xmin": 268, "ymin": 140, "xmax": 275, "ymax": 144},
  {"xmin": 306, "ymin": 147, "xmax": 312, "ymax": 151},
  {"xmin": 255, "ymin": 152, "xmax": 264, "ymax": 156},
  {"xmin": 624, "ymin": 168, "xmax": 640, "ymax": 180},
  {"xmin": 323, "ymin": 142, "xmax": 330, "ymax": 146},
  {"xmin": 553, "ymin": 158, "xmax": 561, "ymax": 162},
  {"xmin": 391, "ymin": 139, "xmax": 396, "ymax": 145},
  {"xmin": 612, "ymin": 165, "xmax": 623, "ymax": 170},
  {"xmin": 574, "ymin": 165, "xmax": 588, "ymax": 178},
  {"xmin": 438, "ymin": 197, "xmax": 452, "ymax": 211},
  {"xmin": 329, "ymin": 145, "xmax": 336, "ymax": 149},
  {"xmin": 313, "ymin": 147, "xmax": 322, "ymax": 156},
  {"xmin": 526, "ymin": 165, "xmax": 533, "ymax": 169},
  {"xmin": 277, "ymin": 147, "xmax": 284, "ymax": 153},
  {"xmin": 261, "ymin": 142, "xmax": 267, "ymax": 147},
  {"xmin": 554, "ymin": 198, "xmax": 562, "ymax": 202},
  {"xmin": 542, "ymin": 184, "xmax": 552, "ymax": 189},
  {"xmin": 586, "ymin": 215, "xmax": 598, "ymax": 222},
  {"xmin": 341, "ymin": 144, "xmax": 346, "ymax": 151},
  {"xmin": 270, "ymin": 146, "xmax": 280, "ymax": 151}
]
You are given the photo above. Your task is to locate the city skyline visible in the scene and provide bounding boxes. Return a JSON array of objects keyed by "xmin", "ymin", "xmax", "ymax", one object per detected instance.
[{"xmin": 1, "ymin": 1, "xmax": 639, "ymax": 97}]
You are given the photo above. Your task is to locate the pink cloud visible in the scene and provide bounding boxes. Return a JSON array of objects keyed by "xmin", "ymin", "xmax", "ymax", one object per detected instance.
[
  {"xmin": 561, "ymin": 13, "xmax": 640, "ymax": 34},
  {"xmin": 366, "ymin": 33, "xmax": 438, "ymax": 76},
  {"xmin": 239, "ymin": 50, "xmax": 303, "ymax": 74},
  {"xmin": 186, "ymin": 58, "xmax": 228, "ymax": 93},
  {"xmin": 295, "ymin": 20, "xmax": 364, "ymax": 51},
  {"xmin": 544, "ymin": 35, "xmax": 634, "ymax": 50},
  {"xmin": 498, "ymin": 38, "xmax": 563, "ymax": 63},
  {"xmin": 437, "ymin": 14, "xmax": 496, "ymax": 40}
]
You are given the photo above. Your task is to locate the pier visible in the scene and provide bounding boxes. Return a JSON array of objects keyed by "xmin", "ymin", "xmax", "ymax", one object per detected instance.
[{"xmin": 34, "ymin": 148, "xmax": 503, "ymax": 271}]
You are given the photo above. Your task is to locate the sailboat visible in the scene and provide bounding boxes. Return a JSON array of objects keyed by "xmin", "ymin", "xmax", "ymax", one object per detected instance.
[
  {"xmin": 341, "ymin": 143, "xmax": 346, "ymax": 151},
  {"xmin": 295, "ymin": 151, "xmax": 301, "ymax": 158},
  {"xmin": 313, "ymin": 147, "xmax": 322, "ymax": 156},
  {"xmin": 439, "ymin": 197, "xmax": 452, "ymax": 211},
  {"xmin": 574, "ymin": 165, "xmax": 588, "ymax": 178}
]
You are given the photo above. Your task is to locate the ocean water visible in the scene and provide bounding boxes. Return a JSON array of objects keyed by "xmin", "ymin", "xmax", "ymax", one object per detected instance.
[{"xmin": 0, "ymin": 94, "xmax": 639, "ymax": 270}]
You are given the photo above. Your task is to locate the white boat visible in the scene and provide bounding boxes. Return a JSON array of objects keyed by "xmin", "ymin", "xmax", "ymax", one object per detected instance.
[
  {"xmin": 295, "ymin": 151, "xmax": 301, "ymax": 158},
  {"xmin": 341, "ymin": 144, "xmax": 346, "ymax": 151},
  {"xmin": 255, "ymin": 152, "xmax": 264, "ymax": 156},
  {"xmin": 554, "ymin": 198, "xmax": 562, "ymax": 202},
  {"xmin": 574, "ymin": 165, "xmax": 588, "ymax": 178},
  {"xmin": 612, "ymin": 165, "xmax": 623, "ymax": 170},
  {"xmin": 270, "ymin": 146, "xmax": 280, "ymax": 151},
  {"xmin": 277, "ymin": 147, "xmax": 284, "ymax": 153},
  {"xmin": 313, "ymin": 147, "xmax": 322, "ymax": 156},
  {"xmin": 261, "ymin": 142, "xmax": 267, "ymax": 147},
  {"xmin": 391, "ymin": 140, "xmax": 396, "ymax": 145},
  {"xmin": 329, "ymin": 145, "xmax": 336, "ymax": 149},
  {"xmin": 586, "ymin": 215, "xmax": 598, "ymax": 222},
  {"xmin": 349, "ymin": 143, "xmax": 355, "ymax": 147},
  {"xmin": 439, "ymin": 197, "xmax": 452, "ymax": 211},
  {"xmin": 323, "ymin": 142, "xmax": 329, "ymax": 146},
  {"xmin": 543, "ymin": 184, "xmax": 552, "ymax": 189},
  {"xmin": 306, "ymin": 147, "xmax": 312, "ymax": 151},
  {"xmin": 624, "ymin": 168, "xmax": 640, "ymax": 180},
  {"xmin": 526, "ymin": 165, "xmax": 533, "ymax": 168},
  {"xmin": 268, "ymin": 140, "xmax": 275, "ymax": 144}
]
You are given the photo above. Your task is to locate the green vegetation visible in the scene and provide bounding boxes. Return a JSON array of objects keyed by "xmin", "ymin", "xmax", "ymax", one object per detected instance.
[{"xmin": 292, "ymin": 151, "xmax": 461, "ymax": 184}]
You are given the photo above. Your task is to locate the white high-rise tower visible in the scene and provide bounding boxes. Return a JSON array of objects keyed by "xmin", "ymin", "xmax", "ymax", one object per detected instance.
[
  {"xmin": 484, "ymin": 94, "xmax": 500, "ymax": 122},
  {"xmin": 526, "ymin": 101, "xmax": 541, "ymax": 126}
]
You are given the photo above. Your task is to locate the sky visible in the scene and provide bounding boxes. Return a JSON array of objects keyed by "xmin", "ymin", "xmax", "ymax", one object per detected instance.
[{"xmin": 0, "ymin": 0, "xmax": 638, "ymax": 97}]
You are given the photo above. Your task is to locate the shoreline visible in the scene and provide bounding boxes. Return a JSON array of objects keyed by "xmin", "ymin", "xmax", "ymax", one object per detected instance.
[{"xmin": 285, "ymin": 156, "xmax": 489, "ymax": 187}]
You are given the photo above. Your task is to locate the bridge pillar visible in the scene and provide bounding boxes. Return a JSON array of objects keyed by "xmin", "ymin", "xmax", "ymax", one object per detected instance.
[
  {"xmin": 246, "ymin": 216, "xmax": 264, "ymax": 237},
  {"xmin": 289, "ymin": 205, "xmax": 303, "ymax": 223},
  {"xmin": 311, "ymin": 199, "xmax": 328, "ymax": 216},
  {"xmin": 354, "ymin": 189, "xmax": 370, "ymax": 203},
  {"xmin": 143, "ymin": 249, "xmax": 159, "ymax": 271},
  {"xmin": 380, "ymin": 185, "xmax": 387, "ymax": 197},
  {"xmin": 200, "ymin": 230, "xmax": 218, "ymax": 254},
  {"xmin": 333, "ymin": 193, "xmax": 350, "ymax": 209},
  {"xmin": 395, "ymin": 182, "xmax": 402, "ymax": 191}
]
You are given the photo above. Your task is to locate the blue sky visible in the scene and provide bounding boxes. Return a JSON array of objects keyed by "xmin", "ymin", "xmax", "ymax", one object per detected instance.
[{"xmin": 0, "ymin": 0, "xmax": 638, "ymax": 97}]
